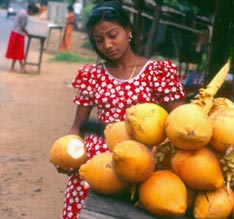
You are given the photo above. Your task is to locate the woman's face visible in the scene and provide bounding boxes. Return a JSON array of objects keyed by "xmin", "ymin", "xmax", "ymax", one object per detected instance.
[{"xmin": 92, "ymin": 21, "xmax": 131, "ymax": 60}]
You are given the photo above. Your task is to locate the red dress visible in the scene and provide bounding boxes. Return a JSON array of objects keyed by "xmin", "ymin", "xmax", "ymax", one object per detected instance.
[{"xmin": 61, "ymin": 60, "xmax": 185, "ymax": 219}]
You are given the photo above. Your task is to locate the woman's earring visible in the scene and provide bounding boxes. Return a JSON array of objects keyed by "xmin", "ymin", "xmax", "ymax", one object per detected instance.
[{"xmin": 129, "ymin": 33, "xmax": 133, "ymax": 42}]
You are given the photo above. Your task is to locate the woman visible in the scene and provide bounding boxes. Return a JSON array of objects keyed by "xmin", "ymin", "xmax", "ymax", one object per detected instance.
[
  {"xmin": 59, "ymin": 5, "xmax": 76, "ymax": 52},
  {"xmin": 5, "ymin": 4, "xmax": 39, "ymax": 73},
  {"xmin": 60, "ymin": 2, "xmax": 185, "ymax": 219}
]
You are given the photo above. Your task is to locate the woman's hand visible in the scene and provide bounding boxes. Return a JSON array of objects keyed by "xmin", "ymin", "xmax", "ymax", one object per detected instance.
[{"xmin": 55, "ymin": 165, "xmax": 78, "ymax": 176}]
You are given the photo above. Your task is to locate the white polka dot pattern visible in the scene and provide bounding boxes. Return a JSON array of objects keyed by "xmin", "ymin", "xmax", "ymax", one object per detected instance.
[{"xmin": 72, "ymin": 60, "xmax": 184, "ymax": 123}]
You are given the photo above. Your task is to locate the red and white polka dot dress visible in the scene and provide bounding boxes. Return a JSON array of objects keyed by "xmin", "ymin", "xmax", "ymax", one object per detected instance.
[{"xmin": 61, "ymin": 60, "xmax": 185, "ymax": 219}]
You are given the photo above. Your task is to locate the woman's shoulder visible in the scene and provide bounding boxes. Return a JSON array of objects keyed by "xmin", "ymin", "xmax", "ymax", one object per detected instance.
[
  {"xmin": 148, "ymin": 59, "xmax": 177, "ymax": 68},
  {"xmin": 78, "ymin": 62, "xmax": 103, "ymax": 72}
]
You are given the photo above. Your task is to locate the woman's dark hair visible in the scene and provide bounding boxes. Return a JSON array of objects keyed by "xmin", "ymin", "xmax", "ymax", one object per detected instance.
[{"xmin": 85, "ymin": 1, "xmax": 136, "ymax": 60}]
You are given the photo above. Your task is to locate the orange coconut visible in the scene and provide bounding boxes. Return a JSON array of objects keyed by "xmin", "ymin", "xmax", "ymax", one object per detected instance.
[
  {"xmin": 104, "ymin": 121, "xmax": 131, "ymax": 151},
  {"xmin": 193, "ymin": 186, "xmax": 234, "ymax": 219},
  {"xmin": 165, "ymin": 103, "xmax": 213, "ymax": 150},
  {"xmin": 49, "ymin": 134, "xmax": 87, "ymax": 173},
  {"xmin": 79, "ymin": 152, "xmax": 128, "ymax": 195},
  {"xmin": 171, "ymin": 147, "xmax": 224, "ymax": 190},
  {"xmin": 139, "ymin": 170, "xmax": 187, "ymax": 217},
  {"xmin": 209, "ymin": 107, "xmax": 234, "ymax": 152},
  {"xmin": 125, "ymin": 103, "xmax": 168, "ymax": 147},
  {"xmin": 112, "ymin": 140, "xmax": 155, "ymax": 183}
]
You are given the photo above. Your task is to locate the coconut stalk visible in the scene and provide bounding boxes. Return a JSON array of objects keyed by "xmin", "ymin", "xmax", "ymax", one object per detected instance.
[{"xmin": 191, "ymin": 61, "xmax": 230, "ymax": 114}]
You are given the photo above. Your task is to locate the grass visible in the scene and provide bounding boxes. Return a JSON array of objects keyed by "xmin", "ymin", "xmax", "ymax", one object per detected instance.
[{"xmin": 49, "ymin": 52, "xmax": 96, "ymax": 63}]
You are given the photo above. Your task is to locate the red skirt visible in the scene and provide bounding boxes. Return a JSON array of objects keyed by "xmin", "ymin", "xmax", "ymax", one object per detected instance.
[{"xmin": 5, "ymin": 31, "xmax": 25, "ymax": 60}]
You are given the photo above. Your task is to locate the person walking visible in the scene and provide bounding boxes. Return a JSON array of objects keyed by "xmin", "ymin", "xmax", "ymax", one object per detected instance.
[
  {"xmin": 58, "ymin": 2, "xmax": 185, "ymax": 219},
  {"xmin": 59, "ymin": 5, "xmax": 76, "ymax": 52},
  {"xmin": 5, "ymin": 3, "xmax": 39, "ymax": 73}
]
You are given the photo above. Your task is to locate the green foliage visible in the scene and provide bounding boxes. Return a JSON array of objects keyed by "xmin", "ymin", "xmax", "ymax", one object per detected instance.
[
  {"xmin": 81, "ymin": 2, "xmax": 96, "ymax": 28},
  {"xmin": 81, "ymin": 40, "xmax": 93, "ymax": 50},
  {"xmin": 49, "ymin": 52, "xmax": 95, "ymax": 63}
]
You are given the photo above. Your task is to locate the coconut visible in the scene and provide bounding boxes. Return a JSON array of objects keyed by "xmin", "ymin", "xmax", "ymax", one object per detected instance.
[
  {"xmin": 193, "ymin": 186, "xmax": 234, "ymax": 219},
  {"xmin": 125, "ymin": 103, "xmax": 168, "ymax": 147},
  {"xmin": 208, "ymin": 97, "xmax": 234, "ymax": 115},
  {"xmin": 104, "ymin": 121, "xmax": 131, "ymax": 151},
  {"xmin": 139, "ymin": 170, "xmax": 187, "ymax": 217},
  {"xmin": 49, "ymin": 134, "xmax": 87, "ymax": 173},
  {"xmin": 112, "ymin": 140, "xmax": 155, "ymax": 183},
  {"xmin": 209, "ymin": 107, "xmax": 234, "ymax": 152},
  {"xmin": 171, "ymin": 147, "xmax": 224, "ymax": 190},
  {"xmin": 165, "ymin": 103, "xmax": 213, "ymax": 150},
  {"xmin": 79, "ymin": 152, "xmax": 128, "ymax": 195}
]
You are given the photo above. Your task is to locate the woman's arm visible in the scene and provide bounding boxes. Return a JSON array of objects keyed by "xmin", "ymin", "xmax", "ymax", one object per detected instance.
[
  {"xmin": 69, "ymin": 105, "xmax": 93, "ymax": 136},
  {"xmin": 163, "ymin": 100, "xmax": 185, "ymax": 112}
]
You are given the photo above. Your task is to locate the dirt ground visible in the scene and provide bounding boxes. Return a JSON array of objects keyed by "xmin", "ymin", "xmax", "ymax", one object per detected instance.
[{"xmin": 0, "ymin": 30, "xmax": 97, "ymax": 219}]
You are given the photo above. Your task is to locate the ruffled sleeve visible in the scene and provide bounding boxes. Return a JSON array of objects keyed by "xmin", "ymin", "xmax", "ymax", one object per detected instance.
[
  {"xmin": 151, "ymin": 60, "xmax": 185, "ymax": 103},
  {"xmin": 71, "ymin": 64, "xmax": 97, "ymax": 106}
]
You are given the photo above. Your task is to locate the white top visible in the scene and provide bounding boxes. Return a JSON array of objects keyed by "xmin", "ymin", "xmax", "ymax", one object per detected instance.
[
  {"xmin": 12, "ymin": 9, "xmax": 28, "ymax": 35},
  {"xmin": 73, "ymin": 2, "xmax": 82, "ymax": 15}
]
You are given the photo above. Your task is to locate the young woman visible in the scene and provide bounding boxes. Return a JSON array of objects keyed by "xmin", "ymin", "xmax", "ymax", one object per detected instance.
[
  {"xmin": 5, "ymin": 4, "xmax": 39, "ymax": 73},
  {"xmin": 60, "ymin": 2, "xmax": 185, "ymax": 218}
]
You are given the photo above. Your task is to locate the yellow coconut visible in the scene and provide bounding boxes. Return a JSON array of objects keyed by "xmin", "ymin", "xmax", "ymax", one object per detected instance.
[
  {"xmin": 79, "ymin": 152, "xmax": 128, "ymax": 195},
  {"xmin": 171, "ymin": 147, "xmax": 224, "ymax": 190},
  {"xmin": 49, "ymin": 135, "xmax": 87, "ymax": 173},
  {"xmin": 125, "ymin": 103, "xmax": 168, "ymax": 147},
  {"xmin": 139, "ymin": 170, "xmax": 187, "ymax": 217},
  {"xmin": 112, "ymin": 140, "xmax": 155, "ymax": 183},
  {"xmin": 193, "ymin": 186, "xmax": 234, "ymax": 219},
  {"xmin": 104, "ymin": 121, "xmax": 131, "ymax": 151},
  {"xmin": 209, "ymin": 107, "xmax": 234, "ymax": 152},
  {"xmin": 165, "ymin": 103, "xmax": 213, "ymax": 150},
  {"xmin": 208, "ymin": 97, "xmax": 234, "ymax": 115}
]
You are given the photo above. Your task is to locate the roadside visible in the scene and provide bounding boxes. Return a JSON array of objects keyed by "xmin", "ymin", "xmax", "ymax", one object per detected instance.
[{"xmin": 0, "ymin": 13, "xmax": 97, "ymax": 219}]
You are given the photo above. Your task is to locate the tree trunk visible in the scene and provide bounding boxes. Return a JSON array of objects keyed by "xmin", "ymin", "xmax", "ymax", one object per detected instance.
[
  {"xmin": 144, "ymin": 2, "xmax": 162, "ymax": 58},
  {"xmin": 206, "ymin": 0, "xmax": 233, "ymax": 84}
]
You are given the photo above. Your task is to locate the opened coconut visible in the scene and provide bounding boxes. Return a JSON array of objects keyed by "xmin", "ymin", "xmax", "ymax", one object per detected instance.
[
  {"xmin": 139, "ymin": 170, "xmax": 187, "ymax": 217},
  {"xmin": 79, "ymin": 152, "xmax": 128, "ymax": 195},
  {"xmin": 125, "ymin": 103, "xmax": 168, "ymax": 147},
  {"xmin": 112, "ymin": 140, "xmax": 155, "ymax": 183},
  {"xmin": 49, "ymin": 134, "xmax": 87, "ymax": 173}
]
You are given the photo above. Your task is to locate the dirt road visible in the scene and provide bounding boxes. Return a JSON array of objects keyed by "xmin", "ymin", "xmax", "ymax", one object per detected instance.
[{"xmin": 0, "ymin": 30, "xmax": 95, "ymax": 219}]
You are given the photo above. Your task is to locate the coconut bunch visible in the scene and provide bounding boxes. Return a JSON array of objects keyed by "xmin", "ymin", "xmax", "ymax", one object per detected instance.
[{"xmin": 49, "ymin": 61, "xmax": 234, "ymax": 218}]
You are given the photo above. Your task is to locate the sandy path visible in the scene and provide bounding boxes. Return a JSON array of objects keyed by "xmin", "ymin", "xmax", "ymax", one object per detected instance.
[{"xmin": 0, "ymin": 29, "xmax": 96, "ymax": 219}]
